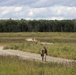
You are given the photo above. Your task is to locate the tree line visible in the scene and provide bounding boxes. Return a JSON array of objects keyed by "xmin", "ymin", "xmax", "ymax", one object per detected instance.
[{"xmin": 0, "ymin": 19, "xmax": 76, "ymax": 32}]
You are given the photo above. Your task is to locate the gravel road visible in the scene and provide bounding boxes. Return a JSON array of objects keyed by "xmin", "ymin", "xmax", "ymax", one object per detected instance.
[{"xmin": 0, "ymin": 46, "xmax": 76, "ymax": 65}]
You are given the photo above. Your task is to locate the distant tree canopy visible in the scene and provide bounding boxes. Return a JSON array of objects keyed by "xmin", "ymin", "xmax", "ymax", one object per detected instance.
[{"xmin": 0, "ymin": 19, "xmax": 76, "ymax": 32}]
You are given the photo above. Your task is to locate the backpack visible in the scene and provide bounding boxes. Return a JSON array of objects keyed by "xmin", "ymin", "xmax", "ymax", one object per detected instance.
[{"xmin": 45, "ymin": 49, "xmax": 47, "ymax": 55}]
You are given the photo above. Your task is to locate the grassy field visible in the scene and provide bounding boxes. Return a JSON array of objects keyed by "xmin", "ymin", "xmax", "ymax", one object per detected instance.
[
  {"xmin": 4, "ymin": 42, "xmax": 76, "ymax": 60},
  {"xmin": 0, "ymin": 32, "xmax": 76, "ymax": 59},
  {"xmin": 0, "ymin": 32, "xmax": 76, "ymax": 38},
  {"xmin": 0, "ymin": 55, "xmax": 76, "ymax": 75},
  {"xmin": 0, "ymin": 32, "xmax": 76, "ymax": 75},
  {"xmin": 0, "ymin": 32, "xmax": 76, "ymax": 43}
]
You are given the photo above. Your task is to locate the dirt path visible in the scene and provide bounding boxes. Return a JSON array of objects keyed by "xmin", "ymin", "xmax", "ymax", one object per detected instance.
[{"xmin": 0, "ymin": 46, "xmax": 76, "ymax": 64}]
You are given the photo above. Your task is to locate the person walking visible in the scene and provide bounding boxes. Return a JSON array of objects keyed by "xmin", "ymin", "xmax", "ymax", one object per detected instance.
[{"xmin": 41, "ymin": 46, "xmax": 47, "ymax": 61}]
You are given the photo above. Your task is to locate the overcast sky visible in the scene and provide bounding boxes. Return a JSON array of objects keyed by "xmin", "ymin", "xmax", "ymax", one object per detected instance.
[{"xmin": 0, "ymin": 0, "xmax": 76, "ymax": 20}]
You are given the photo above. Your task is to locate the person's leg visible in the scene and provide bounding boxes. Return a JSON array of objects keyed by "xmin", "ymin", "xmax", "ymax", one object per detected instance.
[
  {"xmin": 44, "ymin": 54, "xmax": 46, "ymax": 62},
  {"xmin": 42, "ymin": 56, "xmax": 44, "ymax": 61}
]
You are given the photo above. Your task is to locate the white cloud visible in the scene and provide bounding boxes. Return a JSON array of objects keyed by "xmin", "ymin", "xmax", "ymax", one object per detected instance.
[
  {"xmin": 28, "ymin": 10, "xmax": 34, "ymax": 16},
  {"xmin": 2, "ymin": 10, "xmax": 9, "ymax": 15},
  {"xmin": 31, "ymin": 0, "xmax": 76, "ymax": 8},
  {"xmin": 14, "ymin": 7, "xmax": 23, "ymax": 12},
  {"xmin": 50, "ymin": 17, "xmax": 64, "ymax": 20},
  {"xmin": 0, "ymin": 5, "xmax": 76, "ymax": 20},
  {"xmin": 0, "ymin": 0, "xmax": 76, "ymax": 7},
  {"xmin": 0, "ymin": 0, "xmax": 37, "ymax": 7},
  {"xmin": 0, "ymin": 0, "xmax": 76, "ymax": 20}
]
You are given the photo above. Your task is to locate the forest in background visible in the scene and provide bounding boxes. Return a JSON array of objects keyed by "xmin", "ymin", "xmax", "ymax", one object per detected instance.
[{"xmin": 0, "ymin": 19, "xmax": 76, "ymax": 32}]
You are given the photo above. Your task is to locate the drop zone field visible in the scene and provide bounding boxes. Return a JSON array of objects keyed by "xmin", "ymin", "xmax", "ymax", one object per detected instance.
[
  {"xmin": 0, "ymin": 32, "xmax": 76, "ymax": 75},
  {"xmin": 0, "ymin": 32, "xmax": 76, "ymax": 60},
  {"xmin": 0, "ymin": 56, "xmax": 76, "ymax": 75}
]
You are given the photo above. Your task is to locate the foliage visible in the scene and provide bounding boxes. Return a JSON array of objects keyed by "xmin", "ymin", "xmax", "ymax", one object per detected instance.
[
  {"xmin": 0, "ymin": 19, "xmax": 76, "ymax": 32},
  {"xmin": 4, "ymin": 42, "xmax": 76, "ymax": 60},
  {"xmin": 0, "ymin": 56, "xmax": 76, "ymax": 75},
  {"xmin": 1, "ymin": 32, "xmax": 76, "ymax": 60}
]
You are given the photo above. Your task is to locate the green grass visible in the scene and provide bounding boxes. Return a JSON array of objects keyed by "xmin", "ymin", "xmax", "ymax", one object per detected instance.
[
  {"xmin": 0, "ymin": 32, "xmax": 76, "ymax": 39},
  {"xmin": 4, "ymin": 42, "xmax": 76, "ymax": 60},
  {"xmin": 0, "ymin": 32, "xmax": 76, "ymax": 43},
  {"xmin": 0, "ymin": 32, "xmax": 76, "ymax": 60},
  {"xmin": 0, "ymin": 56, "xmax": 76, "ymax": 75}
]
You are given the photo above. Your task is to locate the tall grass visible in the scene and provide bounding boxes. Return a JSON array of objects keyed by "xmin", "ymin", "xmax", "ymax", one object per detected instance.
[
  {"xmin": 0, "ymin": 56, "xmax": 76, "ymax": 75},
  {"xmin": 0, "ymin": 32, "xmax": 76, "ymax": 59},
  {"xmin": 4, "ymin": 42, "xmax": 76, "ymax": 60},
  {"xmin": 0, "ymin": 32, "xmax": 76, "ymax": 39}
]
